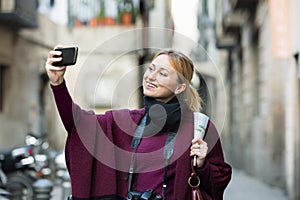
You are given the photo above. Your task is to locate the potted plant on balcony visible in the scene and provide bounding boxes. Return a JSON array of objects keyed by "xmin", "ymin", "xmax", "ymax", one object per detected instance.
[
  {"xmin": 98, "ymin": 0, "xmax": 106, "ymax": 25},
  {"xmin": 117, "ymin": 0, "xmax": 135, "ymax": 25}
]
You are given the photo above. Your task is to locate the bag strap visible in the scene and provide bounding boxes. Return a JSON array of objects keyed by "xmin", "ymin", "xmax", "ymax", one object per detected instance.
[
  {"xmin": 127, "ymin": 115, "xmax": 147, "ymax": 192},
  {"xmin": 188, "ymin": 160, "xmax": 200, "ymax": 189},
  {"xmin": 188, "ymin": 160, "xmax": 204, "ymax": 200},
  {"xmin": 162, "ymin": 131, "xmax": 177, "ymax": 199},
  {"xmin": 127, "ymin": 115, "xmax": 177, "ymax": 200}
]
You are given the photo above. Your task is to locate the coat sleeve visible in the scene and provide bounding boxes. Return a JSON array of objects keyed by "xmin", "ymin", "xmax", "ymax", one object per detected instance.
[
  {"xmin": 196, "ymin": 121, "xmax": 232, "ymax": 200},
  {"xmin": 51, "ymin": 80, "xmax": 99, "ymax": 133},
  {"xmin": 51, "ymin": 81, "xmax": 119, "ymax": 198},
  {"xmin": 51, "ymin": 80, "xmax": 79, "ymax": 133}
]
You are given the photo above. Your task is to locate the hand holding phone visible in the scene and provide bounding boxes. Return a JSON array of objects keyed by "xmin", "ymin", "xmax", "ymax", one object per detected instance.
[{"xmin": 53, "ymin": 46, "xmax": 78, "ymax": 66}]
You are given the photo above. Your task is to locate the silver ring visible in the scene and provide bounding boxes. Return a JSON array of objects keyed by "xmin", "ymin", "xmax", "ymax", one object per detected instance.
[{"xmin": 195, "ymin": 143, "xmax": 201, "ymax": 148}]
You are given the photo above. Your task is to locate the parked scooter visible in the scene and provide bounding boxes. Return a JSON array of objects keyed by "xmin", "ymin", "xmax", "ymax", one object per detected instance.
[
  {"xmin": 0, "ymin": 133, "xmax": 54, "ymax": 199},
  {"xmin": 0, "ymin": 143, "xmax": 36, "ymax": 199}
]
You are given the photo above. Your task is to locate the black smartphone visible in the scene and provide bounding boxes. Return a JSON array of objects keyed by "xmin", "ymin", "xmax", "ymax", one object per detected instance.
[{"xmin": 53, "ymin": 46, "xmax": 78, "ymax": 66}]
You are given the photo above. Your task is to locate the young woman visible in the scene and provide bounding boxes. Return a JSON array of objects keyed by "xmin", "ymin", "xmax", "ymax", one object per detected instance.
[{"xmin": 45, "ymin": 46, "xmax": 231, "ymax": 200}]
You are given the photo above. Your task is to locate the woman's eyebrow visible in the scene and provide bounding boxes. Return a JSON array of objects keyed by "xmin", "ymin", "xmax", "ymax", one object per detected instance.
[{"xmin": 151, "ymin": 62, "xmax": 172, "ymax": 72}]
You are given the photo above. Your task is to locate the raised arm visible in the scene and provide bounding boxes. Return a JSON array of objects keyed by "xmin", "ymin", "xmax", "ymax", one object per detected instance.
[
  {"xmin": 45, "ymin": 45, "xmax": 76, "ymax": 132},
  {"xmin": 50, "ymin": 80, "xmax": 77, "ymax": 133}
]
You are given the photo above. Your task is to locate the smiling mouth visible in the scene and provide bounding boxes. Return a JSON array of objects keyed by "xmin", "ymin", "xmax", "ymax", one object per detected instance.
[{"xmin": 146, "ymin": 82, "xmax": 158, "ymax": 88}]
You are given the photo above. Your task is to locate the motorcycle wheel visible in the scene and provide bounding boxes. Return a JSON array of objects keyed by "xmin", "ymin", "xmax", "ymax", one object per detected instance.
[{"xmin": 5, "ymin": 172, "xmax": 33, "ymax": 200}]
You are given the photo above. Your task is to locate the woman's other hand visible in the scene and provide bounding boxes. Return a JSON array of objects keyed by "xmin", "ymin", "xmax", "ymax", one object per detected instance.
[{"xmin": 190, "ymin": 138, "xmax": 208, "ymax": 168}]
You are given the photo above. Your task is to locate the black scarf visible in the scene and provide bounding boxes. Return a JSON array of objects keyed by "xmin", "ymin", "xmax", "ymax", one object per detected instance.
[{"xmin": 143, "ymin": 96, "xmax": 186, "ymax": 136}]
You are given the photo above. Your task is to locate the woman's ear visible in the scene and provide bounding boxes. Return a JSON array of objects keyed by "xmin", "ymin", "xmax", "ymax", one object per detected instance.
[{"xmin": 175, "ymin": 83, "xmax": 187, "ymax": 95}]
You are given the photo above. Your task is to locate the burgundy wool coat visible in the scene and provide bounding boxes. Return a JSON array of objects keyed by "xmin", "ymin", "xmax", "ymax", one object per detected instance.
[{"xmin": 51, "ymin": 81, "xmax": 232, "ymax": 200}]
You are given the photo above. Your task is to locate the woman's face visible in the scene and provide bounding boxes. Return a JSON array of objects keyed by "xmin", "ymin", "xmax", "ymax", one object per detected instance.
[{"xmin": 143, "ymin": 54, "xmax": 184, "ymax": 103}]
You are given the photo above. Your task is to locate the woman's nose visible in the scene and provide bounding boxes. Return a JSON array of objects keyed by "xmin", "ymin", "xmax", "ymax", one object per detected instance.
[{"xmin": 148, "ymin": 71, "xmax": 157, "ymax": 80}]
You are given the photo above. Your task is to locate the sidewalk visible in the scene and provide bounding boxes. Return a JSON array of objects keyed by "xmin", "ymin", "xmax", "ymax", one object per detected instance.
[{"xmin": 224, "ymin": 169, "xmax": 288, "ymax": 200}]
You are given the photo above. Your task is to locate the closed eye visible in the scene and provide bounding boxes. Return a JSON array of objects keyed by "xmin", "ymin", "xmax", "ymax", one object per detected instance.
[
  {"xmin": 159, "ymin": 71, "xmax": 168, "ymax": 76},
  {"xmin": 148, "ymin": 64, "xmax": 155, "ymax": 71}
]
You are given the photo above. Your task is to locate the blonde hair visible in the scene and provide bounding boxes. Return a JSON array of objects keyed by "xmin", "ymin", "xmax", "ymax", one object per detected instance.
[{"xmin": 153, "ymin": 49, "xmax": 203, "ymax": 112}]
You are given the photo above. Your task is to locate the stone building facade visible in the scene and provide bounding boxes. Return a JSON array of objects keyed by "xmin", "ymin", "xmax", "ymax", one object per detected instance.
[{"xmin": 213, "ymin": 0, "xmax": 300, "ymax": 199}]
